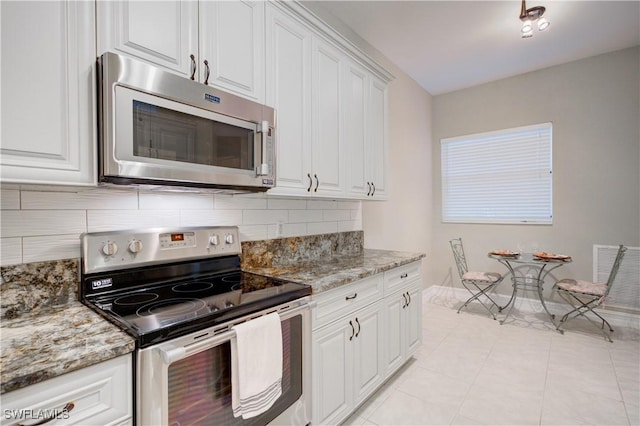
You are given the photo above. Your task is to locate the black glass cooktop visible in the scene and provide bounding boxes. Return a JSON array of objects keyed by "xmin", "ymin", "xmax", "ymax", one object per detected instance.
[{"xmin": 81, "ymin": 258, "xmax": 310, "ymax": 348}]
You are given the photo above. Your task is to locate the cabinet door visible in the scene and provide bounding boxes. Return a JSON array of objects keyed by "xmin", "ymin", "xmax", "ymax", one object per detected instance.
[
  {"xmin": 383, "ymin": 291, "xmax": 405, "ymax": 376},
  {"xmin": 352, "ymin": 301, "xmax": 384, "ymax": 407},
  {"xmin": 200, "ymin": 1, "xmax": 264, "ymax": 101},
  {"xmin": 265, "ymin": 4, "xmax": 312, "ymax": 195},
  {"xmin": 312, "ymin": 320, "xmax": 353, "ymax": 426},
  {"xmin": 405, "ymin": 282, "xmax": 423, "ymax": 357},
  {"xmin": 0, "ymin": 1, "xmax": 96, "ymax": 185},
  {"xmin": 97, "ymin": 0, "xmax": 197, "ymax": 77},
  {"xmin": 344, "ymin": 61, "xmax": 369, "ymax": 198},
  {"xmin": 367, "ymin": 75, "xmax": 388, "ymax": 199},
  {"xmin": 311, "ymin": 36, "xmax": 344, "ymax": 197}
]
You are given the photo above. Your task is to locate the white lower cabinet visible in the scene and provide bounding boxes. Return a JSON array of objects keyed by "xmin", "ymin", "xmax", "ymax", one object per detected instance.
[
  {"xmin": 1, "ymin": 355, "xmax": 133, "ymax": 426},
  {"xmin": 311, "ymin": 261, "xmax": 423, "ymax": 425},
  {"xmin": 383, "ymin": 280, "xmax": 423, "ymax": 377},
  {"xmin": 312, "ymin": 300, "xmax": 384, "ymax": 426}
]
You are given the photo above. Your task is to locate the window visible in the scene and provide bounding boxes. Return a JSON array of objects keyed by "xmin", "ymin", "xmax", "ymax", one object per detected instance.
[{"xmin": 441, "ymin": 122, "xmax": 553, "ymax": 224}]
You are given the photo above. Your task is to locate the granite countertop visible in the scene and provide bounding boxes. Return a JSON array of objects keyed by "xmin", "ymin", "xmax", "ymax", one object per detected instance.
[
  {"xmin": 243, "ymin": 248, "xmax": 425, "ymax": 293},
  {"xmin": 0, "ymin": 301, "xmax": 135, "ymax": 394}
]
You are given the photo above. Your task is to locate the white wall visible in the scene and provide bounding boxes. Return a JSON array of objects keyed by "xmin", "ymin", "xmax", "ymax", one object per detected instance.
[
  {"xmin": 431, "ymin": 47, "xmax": 640, "ymax": 298},
  {"xmin": 0, "ymin": 186, "xmax": 361, "ymax": 266}
]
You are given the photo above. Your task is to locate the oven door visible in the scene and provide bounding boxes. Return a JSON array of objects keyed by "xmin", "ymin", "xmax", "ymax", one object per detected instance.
[{"xmin": 137, "ymin": 300, "xmax": 311, "ymax": 426}]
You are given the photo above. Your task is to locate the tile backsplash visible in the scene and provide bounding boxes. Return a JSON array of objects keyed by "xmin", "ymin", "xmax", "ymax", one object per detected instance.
[{"xmin": 0, "ymin": 186, "xmax": 362, "ymax": 266}]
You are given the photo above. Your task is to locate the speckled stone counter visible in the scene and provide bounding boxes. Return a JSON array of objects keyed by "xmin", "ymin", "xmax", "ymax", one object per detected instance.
[
  {"xmin": 1, "ymin": 302, "xmax": 135, "ymax": 394},
  {"xmin": 242, "ymin": 231, "xmax": 425, "ymax": 292},
  {"xmin": 1, "ymin": 259, "xmax": 135, "ymax": 394}
]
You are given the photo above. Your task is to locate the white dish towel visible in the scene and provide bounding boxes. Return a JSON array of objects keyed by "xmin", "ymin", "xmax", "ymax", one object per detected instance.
[{"xmin": 231, "ymin": 312, "xmax": 283, "ymax": 419}]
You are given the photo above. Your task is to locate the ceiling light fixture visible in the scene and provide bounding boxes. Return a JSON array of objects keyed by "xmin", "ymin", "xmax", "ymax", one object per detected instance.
[{"xmin": 519, "ymin": 0, "xmax": 550, "ymax": 38}]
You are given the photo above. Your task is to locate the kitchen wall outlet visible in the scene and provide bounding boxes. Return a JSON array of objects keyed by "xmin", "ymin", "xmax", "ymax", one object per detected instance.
[{"xmin": 276, "ymin": 222, "xmax": 283, "ymax": 238}]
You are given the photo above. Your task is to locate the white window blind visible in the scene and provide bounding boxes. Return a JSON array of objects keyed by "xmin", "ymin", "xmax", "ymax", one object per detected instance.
[{"xmin": 441, "ymin": 122, "xmax": 553, "ymax": 224}]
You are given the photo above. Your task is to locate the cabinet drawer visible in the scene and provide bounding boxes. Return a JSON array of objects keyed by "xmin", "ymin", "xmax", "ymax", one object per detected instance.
[
  {"xmin": 1, "ymin": 355, "xmax": 132, "ymax": 426},
  {"xmin": 311, "ymin": 274, "xmax": 383, "ymax": 330},
  {"xmin": 384, "ymin": 261, "xmax": 421, "ymax": 295}
]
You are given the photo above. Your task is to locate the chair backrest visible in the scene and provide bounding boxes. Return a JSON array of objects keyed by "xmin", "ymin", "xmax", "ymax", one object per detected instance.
[
  {"xmin": 603, "ymin": 245, "xmax": 627, "ymax": 296},
  {"xmin": 449, "ymin": 238, "xmax": 469, "ymax": 279}
]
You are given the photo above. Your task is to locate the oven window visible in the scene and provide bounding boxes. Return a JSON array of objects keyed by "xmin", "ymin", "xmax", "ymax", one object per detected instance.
[
  {"xmin": 167, "ymin": 315, "xmax": 302, "ymax": 425},
  {"xmin": 132, "ymin": 100, "xmax": 255, "ymax": 171}
]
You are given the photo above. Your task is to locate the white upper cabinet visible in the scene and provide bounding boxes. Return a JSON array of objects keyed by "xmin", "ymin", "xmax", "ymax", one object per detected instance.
[
  {"xmin": 200, "ymin": 1, "xmax": 264, "ymax": 101},
  {"xmin": 344, "ymin": 61, "xmax": 369, "ymax": 197},
  {"xmin": 265, "ymin": 4, "xmax": 312, "ymax": 193},
  {"xmin": 96, "ymin": 1, "xmax": 197, "ymax": 78},
  {"xmin": 367, "ymin": 75, "xmax": 389, "ymax": 199},
  {"xmin": 267, "ymin": 1, "xmax": 391, "ymax": 200},
  {"xmin": 267, "ymin": 3, "xmax": 345, "ymax": 198},
  {"xmin": 0, "ymin": 1, "xmax": 96, "ymax": 186},
  {"xmin": 97, "ymin": 0, "xmax": 265, "ymax": 102},
  {"xmin": 310, "ymin": 37, "xmax": 344, "ymax": 197}
]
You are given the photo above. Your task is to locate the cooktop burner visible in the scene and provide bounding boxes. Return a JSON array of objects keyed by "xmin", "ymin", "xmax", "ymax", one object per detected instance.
[
  {"xmin": 80, "ymin": 227, "xmax": 311, "ymax": 348},
  {"xmin": 85, "ymin": 269, "xmax": 309, "ymax": 347}
]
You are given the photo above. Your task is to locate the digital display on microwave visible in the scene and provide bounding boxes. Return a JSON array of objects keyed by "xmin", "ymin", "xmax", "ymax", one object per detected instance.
[{"xmin": 171, "ymin": 233, "xmax": 184, "ymax": 242}]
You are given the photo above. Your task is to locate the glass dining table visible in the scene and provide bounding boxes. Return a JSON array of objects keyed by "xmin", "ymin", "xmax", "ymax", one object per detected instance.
[{"xmin": 488, "ymin": 251, "xmax": 572, "ymax": 325}]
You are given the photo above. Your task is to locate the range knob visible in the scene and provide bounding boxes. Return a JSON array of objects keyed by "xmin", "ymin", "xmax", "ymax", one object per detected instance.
[
  {"xmin": 225, "ymin": 234, "xmax": 234, "ymax": 245},
  {"xmin": 128, "ymin": 239, "xmax": 143, "ymax": 254},
  {"xmin": 101, "ymin": 241, "xmax": 118, "ymax": 256},
  {"xmin": 209, "ymin": 235, "xmax": 219, "ymax": 246}
]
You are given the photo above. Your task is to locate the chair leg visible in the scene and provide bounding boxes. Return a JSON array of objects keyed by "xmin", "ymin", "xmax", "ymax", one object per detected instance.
[
  {"xmin": 556, "ymin": 291, "xmax": 613, "ymax": 342},
  {"xmin": 458, "ymin": 282, "xmax": 499, "ymax": 320}
]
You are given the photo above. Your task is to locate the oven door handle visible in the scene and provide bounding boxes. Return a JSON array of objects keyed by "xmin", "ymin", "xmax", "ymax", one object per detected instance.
[
  {"xmin": 157, "ymin": 301, "xmax": 311, "ymax": 365},
  {"xmin": 160, "ymin": 345, "xmax": 188, "ymax": 365}
]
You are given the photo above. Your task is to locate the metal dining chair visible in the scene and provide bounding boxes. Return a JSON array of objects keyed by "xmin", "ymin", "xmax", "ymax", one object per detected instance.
[
  {"xmin": 450, "ymin": 238, "xmax": 504, "ymax": 319},
  {"xmin": 553, "ymin": 244, "xmax": 627, "ymax": 342}
]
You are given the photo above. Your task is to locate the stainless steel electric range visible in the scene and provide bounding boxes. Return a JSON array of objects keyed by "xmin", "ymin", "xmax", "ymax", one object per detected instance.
[{"xmin": 80, "ymin": 226, "xmax": 312, "ymax": 426}]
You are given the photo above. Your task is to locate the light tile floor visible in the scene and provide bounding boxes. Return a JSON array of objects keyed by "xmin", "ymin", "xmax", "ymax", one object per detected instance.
[{"xmin": 343, "ymin": 298, "xmax": 640, "ymax": 426}]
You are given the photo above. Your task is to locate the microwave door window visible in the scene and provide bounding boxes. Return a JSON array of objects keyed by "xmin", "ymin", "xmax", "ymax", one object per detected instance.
[
  {"xmin": 132, "ymin": 100, "xmax": 255, "ymax": 171},
  {"xmin": 133, "ymin": 101, "xmax": 197, "ymax": 162},
  {"xmin": 211, "ymin": 122, "xmax": 254, "ymax": 171}
]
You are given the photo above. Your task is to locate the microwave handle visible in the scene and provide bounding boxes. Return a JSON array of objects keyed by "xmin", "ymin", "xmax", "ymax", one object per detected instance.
[{"xmin": 257, "ymin": 121, "xmax": 270, "ymax": 176}]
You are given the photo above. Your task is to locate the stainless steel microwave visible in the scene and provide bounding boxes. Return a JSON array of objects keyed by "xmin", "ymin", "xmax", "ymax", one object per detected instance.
[{"xmin": 97, "ymin": 52, "xmax": 276, "ymax": 192}]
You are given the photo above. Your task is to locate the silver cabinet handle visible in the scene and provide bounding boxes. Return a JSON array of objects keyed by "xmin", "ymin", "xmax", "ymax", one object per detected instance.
[
  {"xmin": 355, "ymin": 317, "xmax": 361, "ymax": 338},
  {"xmin": 189, "ymin": 54, "xmax": 196, "ymax": 80},
  {"xmin": 407, "ymin": 291, "xmax": 411, "ymax": 306},
  {"xmin": 349, "ymin": 320, "xmax": 355, "ymax": 341},
  {"xmin": 345, "ymin": 293, "xmax": 358, "ymax": 301},
  {"xmin": 203, "ymin": 59, "xmax": 210, "ymax": 85},
  {"xmin": 314, "ymin": 174, "xmax": 319, "ymax": 192},
  {"xmin": 402, "ymin": 293, "xmax": 408, "ymax": 308},
  {"xmin": 307, "ymin": 173, "xmax": 312, "ymax": 192},
  {"xmin": 400, "ymin": 273, "xmax": 408, "ymax": 279},
  {"xmin": 371, "ymin": 182, "xmax": 376, "ymax": 196},
  {"xmin": 366, "ymin": 182, "xmax": 371, "ymax": 196}
]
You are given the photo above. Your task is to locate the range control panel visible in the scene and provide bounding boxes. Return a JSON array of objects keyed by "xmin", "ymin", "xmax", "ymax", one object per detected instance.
[{"xmin": 82, "ymin": 226, "xmax": 241, "ymax": 274}]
